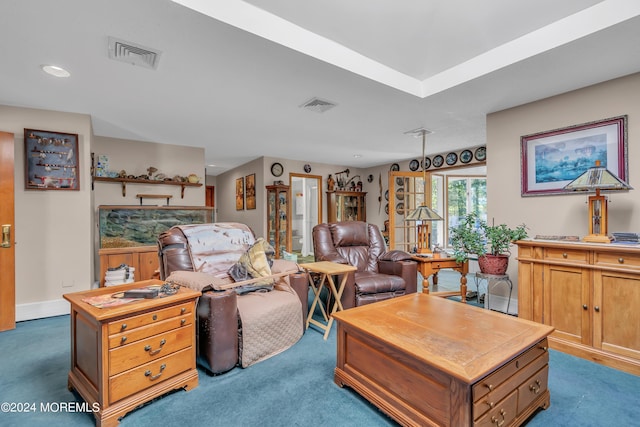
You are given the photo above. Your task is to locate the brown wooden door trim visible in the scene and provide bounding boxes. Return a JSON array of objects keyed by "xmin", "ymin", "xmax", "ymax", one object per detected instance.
[{"xmin": 0, "ymin": 131, "xmax": 15, "ymax": 331}]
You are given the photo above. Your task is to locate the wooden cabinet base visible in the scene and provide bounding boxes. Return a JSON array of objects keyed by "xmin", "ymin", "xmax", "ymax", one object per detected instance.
[{"xmin": 68, "ymin": 369, "xmax": 198, "ymax": 427}]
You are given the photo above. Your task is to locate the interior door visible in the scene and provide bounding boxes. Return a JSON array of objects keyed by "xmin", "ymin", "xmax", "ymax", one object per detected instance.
[
  {"xmin": 289, "ymin": 174, "xmax": 322, "ymax": 259},
  {"xmin": 0, "ymin": 131, "xmax": 15, "ymax": 331}
]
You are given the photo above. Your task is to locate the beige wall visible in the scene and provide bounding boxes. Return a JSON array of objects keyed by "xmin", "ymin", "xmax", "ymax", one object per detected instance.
[
  {"xmin": 92, "ymin": 136, "xmax": 206, "ymax": 281},
  {"xmin": 488, "ymin": 72, "xmax": 640, "ymax": 293},
  {"xmin": 0, "ymin": 105, "xmax": 93, "ymax": 320}
]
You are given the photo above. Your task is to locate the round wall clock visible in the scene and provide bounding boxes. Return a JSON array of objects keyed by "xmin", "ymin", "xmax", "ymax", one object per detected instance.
[
  {"xmin": 446, "ymin": 152, "xmax": 458, "ymax": 166},
  {"xmin": 432, "ymin": 155, "xmax": 444, "ymax": 168},
  {"xmin": 270, "ymin": 162, "xmax": 284, "ymax": 177},
  {"xmin": 303, "ymin": 164, "xmax": 311, "ymax": 173},
  {"xmin": 409, "ymin": 159, "xmax": 420, "ymax": 171},
  {"xmin": 460, "ymin": 149, "xmax": 473, "ymax": 163}
]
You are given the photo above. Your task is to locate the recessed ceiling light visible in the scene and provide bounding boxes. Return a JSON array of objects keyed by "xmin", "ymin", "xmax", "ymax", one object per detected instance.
[
  {"xmin": 41, "ymin": 65, "xmax": 70, "ymax": 78},
  {"xmin": 353, "ymin": 154, "xmax": 362, "ymax": 158},
  {"xmin": 207, "ymin": 164, "xmax": 216, "ymax": 167}
]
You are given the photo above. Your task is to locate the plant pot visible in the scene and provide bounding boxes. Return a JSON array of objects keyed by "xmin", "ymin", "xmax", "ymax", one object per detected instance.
[{"xmin": 478, "ymin": 254, "xmax": 509, "ymax": 275}]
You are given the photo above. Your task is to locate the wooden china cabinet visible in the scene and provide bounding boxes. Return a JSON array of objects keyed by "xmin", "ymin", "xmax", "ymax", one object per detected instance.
[
  {"xmin": 326, "ymin": 191, "xmax": 366, "ymax": 222},
  {"xmin": 266, "ymin": 184, "xmax": 291, "ymax": 258}
]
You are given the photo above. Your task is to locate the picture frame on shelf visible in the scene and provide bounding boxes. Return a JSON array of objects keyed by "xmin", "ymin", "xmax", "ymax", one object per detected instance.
[
  {"xmin": 521, "ymin": 115, "xmax": 628, "ymax": 196},
  {"xmin": 24, "ymin": 128, "xmax": 79, "ymax": 191},
  {"xmin": 245, "ymin": 173, "xmax": 256, "ymax": 210},
  {"xmin": 235, "ymin": 177, "xmax": 244, "ymax": 210}
]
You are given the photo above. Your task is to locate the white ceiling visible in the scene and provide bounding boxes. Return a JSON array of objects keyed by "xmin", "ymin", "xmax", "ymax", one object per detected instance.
[{"xmin": 2, "ymin": 0, "xmax": 640, "ymax": 174}]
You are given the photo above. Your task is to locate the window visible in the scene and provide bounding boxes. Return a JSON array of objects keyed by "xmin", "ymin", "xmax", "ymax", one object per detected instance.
[{"xmin": 446, "ymin": 176, "xmax": 487, "ymax": 246}]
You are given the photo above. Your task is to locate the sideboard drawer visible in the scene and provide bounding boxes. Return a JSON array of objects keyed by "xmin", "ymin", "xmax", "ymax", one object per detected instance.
[
  {"xmin": 594, "ymin": 251, "xmax": 640, "ymax": 270},
  {"xmin": 109, "ymin": 347, "xmax": 194, "ymax": 403},
  {"xmin": 109, "ymin": 327, "xmax": 194, "ymax": 375},
  {"xmin": 543, "ymin": 248, "xmax": 588, "ymax": 264}
]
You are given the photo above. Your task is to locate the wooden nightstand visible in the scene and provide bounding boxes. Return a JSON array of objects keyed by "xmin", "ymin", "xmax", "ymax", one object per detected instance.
[{"xmin": 64, "ymin": 280, "xmax": 200, "ymax": 427}]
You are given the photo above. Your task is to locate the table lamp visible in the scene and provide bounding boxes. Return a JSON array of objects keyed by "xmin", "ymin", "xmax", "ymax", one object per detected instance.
[
  {"xmin": 404, "ymin": 128, "xmax": 443, "ymax": 254},
  {"xmin": 563, "ymin": 160, "xmax": 632, "ymax": 243}
]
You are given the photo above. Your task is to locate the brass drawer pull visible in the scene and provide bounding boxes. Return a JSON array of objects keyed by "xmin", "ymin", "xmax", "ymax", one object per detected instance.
[
  {"xmin": 181, "ymin": 307, "xmax": 186, "ymax": 314},
  {"xmin": 562, "ymin": 253, "xmax": 568, "ymax": 258},
  {"xmin": 181, "ymin": 319, "xmax": 186, "ymax": 326},
  {"xmin": 121, "ymin": 336, "xmax": 127, "ymax": 344},
  {"xmin": 594, "ymin": 306, "xmax": 600, "ymax": 312},
  {"xmin": 484, "ymin": 383, "xmax": 494, "ymax": 391},
  {"xmin": 485, "ymin": 400, "xmax": 495, "ymax": 409},
  {"xmin": 120, "ymin": 323, "xmax": 127, "ymax": 331},
  {"xmin": 529, "ymin": 379, "xmax": 541, "ymax": 394},
  {"xmin": 152, "ymin": 314, "xmax": 158, "ymax": 321},
  {"xmin": 144, "ymin": 364, "xmax": 166, "ymax": 381},
  {"xmin": 583, "ymin": 304, "xmax": 588, "ymax": 310},
  {"xmin": 618, "ymin": 257, "xmax": 624, "ymax": 264},
  {"xmin": 491, "ymin": 409, "xmax": 506, "ymax": 427},
  {"xmin": 144, "ymin": 339, "xmax": 166, "ymax": 356}
]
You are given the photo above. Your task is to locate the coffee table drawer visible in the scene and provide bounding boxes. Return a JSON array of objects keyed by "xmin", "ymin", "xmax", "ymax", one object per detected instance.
[
  {"xmin": 473, "ymin": 338, "xmax": 548, "ymax": 402},
  {"xmin": 474, "ymin": 389, "xmax": 517, "ymax": 427},
  {"xmin": 517, "ymin": 365, "xmax": 549, "ymax": 414}
]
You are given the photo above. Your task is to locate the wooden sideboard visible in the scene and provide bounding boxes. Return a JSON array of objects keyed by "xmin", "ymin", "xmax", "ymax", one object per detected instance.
[
  {"xmin": 99, "ymin": 246, "xmax": 159, "ymax": 286},
  {"xmin": 517, "ymin": 239, "xmax": 640, "ymax": 376}
]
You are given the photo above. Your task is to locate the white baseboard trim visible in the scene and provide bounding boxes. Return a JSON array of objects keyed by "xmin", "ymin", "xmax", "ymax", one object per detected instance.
[
  {"xmin": 486, "ymin": 294, "xmax": 518, "ymax": 316},
  {"xmin": 16, "ymin": 299, "xmax": 70, "ymax": 322}
]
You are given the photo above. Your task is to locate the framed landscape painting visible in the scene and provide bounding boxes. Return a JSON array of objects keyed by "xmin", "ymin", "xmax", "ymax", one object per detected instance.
[{"xmin": 520, "ymin": 116, "xmax": 627, "ymax": 196}]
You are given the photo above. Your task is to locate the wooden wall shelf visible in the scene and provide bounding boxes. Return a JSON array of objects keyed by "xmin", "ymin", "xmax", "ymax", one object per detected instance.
[{"xmin": 92, "ymin": 176, "xmax": 202, "ymax": 198}]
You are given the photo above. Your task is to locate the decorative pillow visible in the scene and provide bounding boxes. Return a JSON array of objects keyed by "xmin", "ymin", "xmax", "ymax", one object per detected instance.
[{"xmin": 228, "ymin": 238, "xmax": 275, "ymax": 293}]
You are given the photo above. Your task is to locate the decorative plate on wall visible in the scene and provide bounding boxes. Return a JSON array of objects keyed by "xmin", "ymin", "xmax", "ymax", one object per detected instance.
[
  {"xmin": 385, "ymin": 203, "xmax": 389, "ymax": 214},
  {"xmin": 395, "ymin": 176, "xmax": 404, "ymax": 186},
  {"xmin": 422, "ymin": 157, "xmax": 431, "ymax": 170},
  {"xmin": 446, "ymin": 152, "xmax": 458, "ymax": 165},
  {"xmin": 385, "ymin": 189, "xmax": 389, "ymax": 201},
  {"xmin": 390, "ymin": 163, "xmax": 400, "ymax": 171},
  {"xmin": 460, "ymin": 149, "xmax": 473, "ymax": 163},
  {"xmin": 475, "ymin": 146, "xmax": 487, "ymax": 161},
  {"xmin": 303, "ymin": 164, "xmax": 311, "ymax": 173},
  {"xmin": 395, "ymin": 202, "xmax": 404, "ymax": 215},
  {"xmin": 395, "ymin": 188, "xmax": 404, "ymax": 200},
  {"xmin": 432, "ymin": 155, "xmax": 444, "ymax": 168},
  {"xmin": 367, "ymin": 174, "xmax": 374, "ymax": 182},
  {"xmin": 409, "ymin": 159, "xmax": 420, "ymax": 171}
]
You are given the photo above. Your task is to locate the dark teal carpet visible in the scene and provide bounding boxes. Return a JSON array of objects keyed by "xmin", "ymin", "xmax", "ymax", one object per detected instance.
[{"xmin": 0, "ymin": 305, "xmax": 638, "ymax": 426}]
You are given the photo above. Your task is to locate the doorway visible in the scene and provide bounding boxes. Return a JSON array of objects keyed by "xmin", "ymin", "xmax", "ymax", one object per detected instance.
[{"xmin": 289, "ymin": 173, "xmax": 322, "ymax": 262}]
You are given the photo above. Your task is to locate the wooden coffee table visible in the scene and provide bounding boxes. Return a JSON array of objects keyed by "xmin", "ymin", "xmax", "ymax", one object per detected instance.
[{"xmin": 333, "ymin": 294, "xmax": 554, "ymax": 426}]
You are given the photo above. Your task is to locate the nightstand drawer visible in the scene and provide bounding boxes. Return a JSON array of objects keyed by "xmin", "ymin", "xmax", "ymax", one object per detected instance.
[
  {"xmin": 108, "ymin": 301, "xmax": 192, "ymax": 335},
  {"xmin": 544, "ymin": 248, "xmax": 588, "ymax": 264},
  {"xmin": 109, "ymin": 327, "xmax": 194, "ymax": 375},
  {"xmin": 473, "ymin": 338, "xmax": 548, "ymax": 402},
  {"xmin": 109, "ymin": 315, "xmax": 192, "ymax": 348},
  {"xmin": 594, "ymin": 251, "xmax": 640, "ymax": 270},
  {"xmin": 109, "ymin": 347, "xmax": 194, "ymax": 403}
]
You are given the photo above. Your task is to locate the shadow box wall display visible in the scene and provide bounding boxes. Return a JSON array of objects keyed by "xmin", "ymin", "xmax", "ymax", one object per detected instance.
[
  {"xmin": 24, "ymin": 128, "xmax": 79, "ymax": 190},
  {"xmin": 521, "ymin": 115, "xmax": 628, "ymax": 196}
]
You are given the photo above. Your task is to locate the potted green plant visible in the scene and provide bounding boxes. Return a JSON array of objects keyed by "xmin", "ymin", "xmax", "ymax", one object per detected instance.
[{"xmin": 450, "ymin": 213, "xmax": 528, "ymax": 275}]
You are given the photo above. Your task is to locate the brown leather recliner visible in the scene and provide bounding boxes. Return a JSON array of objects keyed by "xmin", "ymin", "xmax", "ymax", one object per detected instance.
[
  {"xmin": 312, "ymin": 221, "xmax": 417, "ymax": 309},
  {"xmin": 157, "ymin": 223, "xmax": 308, "ymax": 375}
]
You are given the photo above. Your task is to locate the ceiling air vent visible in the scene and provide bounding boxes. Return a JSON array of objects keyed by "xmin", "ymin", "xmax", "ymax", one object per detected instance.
[
  {"xmin": 299, "ymin": 97, "xmax": 337, "ymax": 113},
  {"xmin": 108, "ymin": 37, "xmax": 161, "ymax": 70}
]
